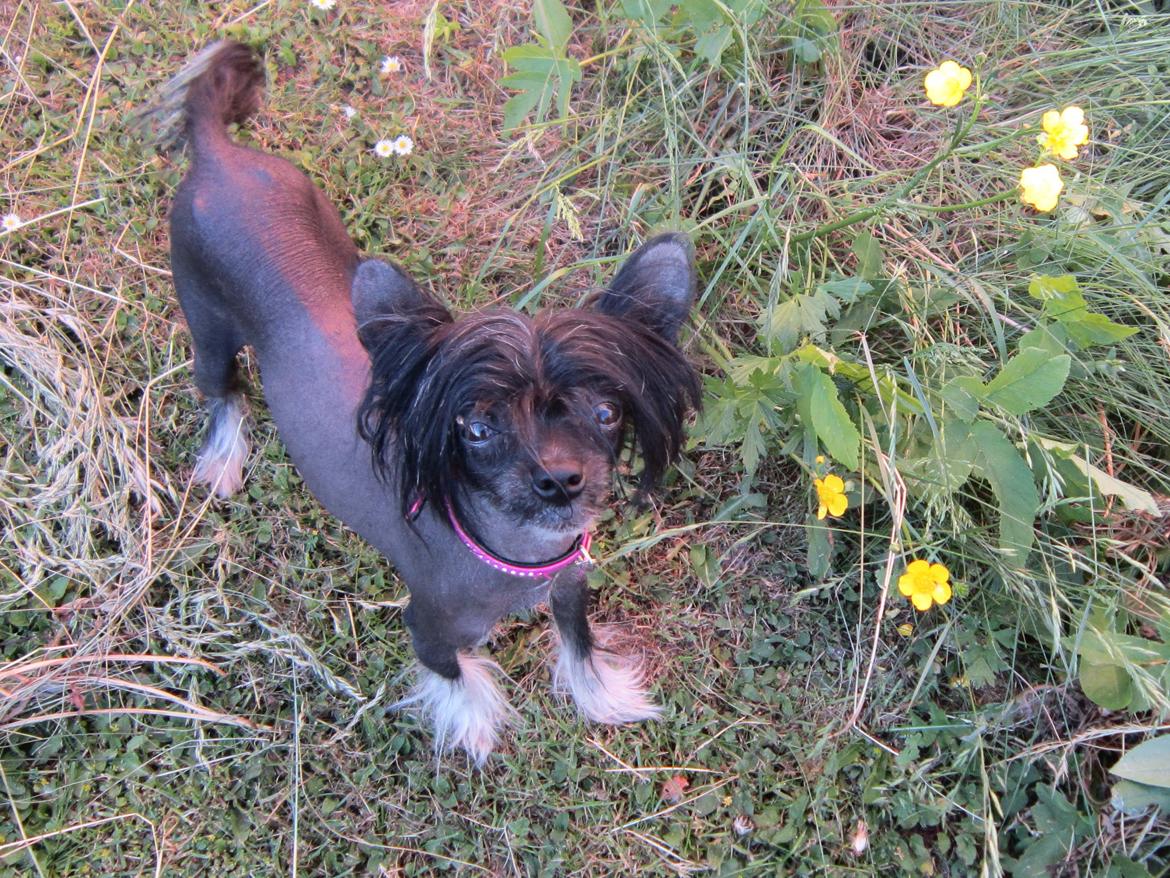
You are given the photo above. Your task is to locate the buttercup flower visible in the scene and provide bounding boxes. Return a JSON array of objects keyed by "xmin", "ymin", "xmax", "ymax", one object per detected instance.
[
  {"xmin": 309, "ymin": 0, "xmax": 336, "ymax": 10},
  {"xmin": 373, "ymin": 139, "xmax": 395, "ymax": 158},
  {"xmin": 1037, "ymin": 106, "xmax": 1089, "ymax": 160},
  {"xmin": 898, "ymin": 560, "xmax": 953, "ymax": 612},
  {"xmin": 1019, "ymin": 164, "xmax": 1064, "ymax": 212},
  {"xmin": 392, "ymin": 134, "xmax": 414, "ymax": 156},
  {"xmin": 924, "ymin": 60, "xmax": 973, "ymax": 107},
  {"xmin": 2, "ymin": 213, "xmax": 22, "ymax": 233},
  {"xmin": 380, "ymin": 55, "xmax": 403, "ymax": 75},
  {"xmin": 814, "ymin": 474, "xmax": 848, "ymax": 520}
]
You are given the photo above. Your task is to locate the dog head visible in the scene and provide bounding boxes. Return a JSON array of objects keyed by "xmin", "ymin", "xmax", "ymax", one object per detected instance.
[{"xmin": 354, "ymin": 234, "xmax": 702, "ymax": 535}]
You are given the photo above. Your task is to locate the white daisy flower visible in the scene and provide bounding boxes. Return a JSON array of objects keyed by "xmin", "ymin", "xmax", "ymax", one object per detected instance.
[
  {"xmin": 309, "ymin": 0, "xmax": 336, "ymax": 10},
  {"xmin": 392, "ymin": 135, "xmax": 414, "ymax": 156},
  {"xmin": 341, "ymin": 104, "xmax": 357, "ymax": 120},
  {"xmin": 373, "ymin": 139, "xmax": 395, "ymax": 158},
  {"xmin": 380, "ymin": 55, "xmax": 403, "ymax": 75},
  {"xmin": 2, "ymin": 213, "xmax": 22, "ymax": 233}
]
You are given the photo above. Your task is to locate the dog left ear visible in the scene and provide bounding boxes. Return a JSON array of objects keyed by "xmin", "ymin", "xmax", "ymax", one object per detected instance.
[
  {"xmin": 595, "ymin": 233, "xmax": 696, "ymax": 344},
  {"xmin": 351, "ymin": 258, "xmax": 436, "ymax": 349}
]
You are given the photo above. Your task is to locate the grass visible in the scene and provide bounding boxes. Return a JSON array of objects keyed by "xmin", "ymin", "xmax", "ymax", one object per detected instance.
[{"xmin": 2, "ymin": 0, "xmax": 1169, "ymax": 874}]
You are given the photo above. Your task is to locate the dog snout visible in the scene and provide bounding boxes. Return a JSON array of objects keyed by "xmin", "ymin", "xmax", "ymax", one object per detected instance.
[{"xmin": 531, "ymin": 460, "xmax": 585, "ymax": 502}]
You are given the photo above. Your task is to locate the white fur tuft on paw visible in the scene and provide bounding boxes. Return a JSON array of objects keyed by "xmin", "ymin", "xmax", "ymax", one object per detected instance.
[
  {"xmin": 193, "ymin": 394, "xmax": 249, "ymax": 498},
  {"xmin": 399, "ymin": 653, "xmax": 516, "ymax": 766},
  {"xmin": 553, "ymin": 641, "xmax": 661, "ymax": 725}
]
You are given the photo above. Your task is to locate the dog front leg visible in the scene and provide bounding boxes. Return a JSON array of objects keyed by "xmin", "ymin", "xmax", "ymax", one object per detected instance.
[
  {"xmin": 550, "ymin": 570, "xmax": 661, "ymax": 724},
  {"xmin": 398, "ymin": 606, "xmax": 516, "ymax": 766}
]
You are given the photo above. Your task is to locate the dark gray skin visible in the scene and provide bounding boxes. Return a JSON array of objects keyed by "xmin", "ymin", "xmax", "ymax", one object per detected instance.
[{"xmin": 170, "ymin": 116, "xmax": 585, "ymax": 678}]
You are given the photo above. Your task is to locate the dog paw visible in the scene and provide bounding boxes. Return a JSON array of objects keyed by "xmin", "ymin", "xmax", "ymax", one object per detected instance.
[
  {"xmin": 401, "ymin": 653, "xmax": 516, "ymax": 766},
  {"xmin": 193, "ymin": 394, "xmax": 250, "ymax": 498},
  {"xmin": 553, "ymin": 643, "xmax": 661, "ymax": 725}
]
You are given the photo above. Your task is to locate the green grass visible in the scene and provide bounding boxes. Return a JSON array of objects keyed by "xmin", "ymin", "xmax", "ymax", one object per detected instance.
[{"xmin": 2, "ymin": 0, "xmax": 1169, "ymax": 875}]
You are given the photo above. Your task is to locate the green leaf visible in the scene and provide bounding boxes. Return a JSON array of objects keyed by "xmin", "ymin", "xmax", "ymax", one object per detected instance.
[
  {"xmin": 533, "ymin": 0, "xmax": 573, "ymax": 52},
  {"xmin": 806, "ymin": 514, "xmax": 832, "ymax": 578},
  {"xmin": 983, "ymin": 347, "xmax": 1070, "ymax": 415},
  {"xmin": 851, "ymin": 231, "xmax": 884, "ymax": 278},
  {"xmin": 794, "ymin": 364, "xmax": 859, "ymax": 470},
  {"xmin": 1027, "ymin": 273, "xmax": 1138, "ymax": 348},
  {"xmin": 1034, "ymin": 437, "xmax": 1161, "ymax": 514},
  {"xmin": 499, "ymin": 45, "xmax": 581, "ymax": 131},
  {"xmin": 1111, "ymin": 735, "xmax": 1170, "ymax": 789},
  {"xmin": 969, "ymin": 421, "xmax": 1039, "ymax": 558},
  {"xmin": 1111, "ymin": 779, "xmax": 1170, "ymax": 816},
  {"xmin": 1027, "ymin": 273, "xmax": 1080, "ymax": 300},
  {"xmin": 817, "ymin": 276, "xmax": 873, "ymax": 303},
  {"xmin": 1079, "ymin": 661, "xmax": 1133, "ymax": 710},
  {"xmin": 761, "ymin": 289, "xmax": 839, "ymax": 352},
  {"xmin": 939, "ymin": 378, "xmax": 980, "ymax": 423},
  {"xmin": 619, "ymin": 0, "xmax": 673, "ymax": 24},
  {"xmin": 1063, "ymin": 311, "xmax": 1139, "ymax": 348}
]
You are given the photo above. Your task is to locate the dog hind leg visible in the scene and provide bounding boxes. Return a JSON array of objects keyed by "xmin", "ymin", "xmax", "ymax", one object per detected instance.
[
  {"xmin": 174, "ymin": 260, "xmax": 250, "ymax": 498},
  {"xmin": 550, "ymin": 572, "xmax": 661, "ymax": 724}
]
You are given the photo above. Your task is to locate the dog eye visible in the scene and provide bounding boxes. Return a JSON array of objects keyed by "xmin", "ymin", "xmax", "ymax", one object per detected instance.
[
  {"xmin": 457, "ymin": 416, "xmax": 495, "ymax": 444},
  {"xmin": 593, "ymin": 402, "xmax": 620, "ymax": 427}
]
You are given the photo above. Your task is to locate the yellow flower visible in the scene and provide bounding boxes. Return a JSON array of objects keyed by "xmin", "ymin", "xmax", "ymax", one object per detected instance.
[
  {"xmin": 1019, "ymin": 164, "xmax": 1064, "ymax": 212},
  {"xmin": 898, "ymin": 560, "xmax": 952, "ymax": 612},
  {"xmin": 896, "ymin": 623, "xmax": 914, "ymax": 637},
  {"xmin": 1037, "ymin": 106, "xmax": 1089, "ymax": 160},
  {"xmin": 814, "ymin": 474, "xmax": 848, "ymax": 520},
  {"xmin": 924, "ymin": 60, "xmax": 973, "ymax": 108}
]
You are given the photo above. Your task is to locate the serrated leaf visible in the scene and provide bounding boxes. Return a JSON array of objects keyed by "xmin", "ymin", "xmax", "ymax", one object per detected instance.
[
  {"xmin": 970, "ymin": 421, "xmax": 1039, "ymax": 558},
  {"xmin": 1080, "ymin": 661, "xmax": 1133, "ymax": 710},
  {"xmin": 761, "ymin": 289, "xmax": 839, "ymax": 352},
  {"xmin": 1063, "ymin": 311, "xmax": 1139, "ymax": 348},
  {"xmin": 533, "ymin": 0, "xmax": 573, "ymax": 52},
  {"xmin": 1111, "ymin": 735, "xmax": 1170, "ymax": 789},
  {"xmin": 794, "ymin": 364, "xmax": 859, "ymax": 470},
  {"xmin": 983, "ymin": 347, "xmax": 1070, "ymax": 415}
]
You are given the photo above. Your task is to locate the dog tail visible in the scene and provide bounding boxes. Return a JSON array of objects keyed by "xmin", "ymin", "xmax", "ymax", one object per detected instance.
[{"xmin": 134, "ymin": 41, "xmax": 265, "ymax": 153}]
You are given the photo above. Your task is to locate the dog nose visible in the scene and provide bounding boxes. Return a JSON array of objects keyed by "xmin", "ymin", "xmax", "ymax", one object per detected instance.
[{"xmin": 531, "ymin": 461, "xmax": 585, "ymax": 502}]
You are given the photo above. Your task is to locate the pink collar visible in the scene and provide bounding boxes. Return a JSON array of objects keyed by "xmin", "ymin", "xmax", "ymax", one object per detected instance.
[
  {"xmin": 408, "ymin": 496, "xmax": 592, "ymax": 579},
  {"xmin": 446, "ymin": 501, "xmax": 592, "ymax": 579}
]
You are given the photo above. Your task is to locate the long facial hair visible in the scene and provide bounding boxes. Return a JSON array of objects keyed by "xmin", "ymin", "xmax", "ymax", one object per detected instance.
[{"xmin": 356, "ymin": 303, "xmax": 701, "ymax": 527}]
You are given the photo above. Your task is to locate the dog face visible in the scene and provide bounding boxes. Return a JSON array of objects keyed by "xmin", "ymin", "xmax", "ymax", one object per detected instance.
[{"xmin": 354, "ymin": 234, "xmax": 702, "ymax": 533}]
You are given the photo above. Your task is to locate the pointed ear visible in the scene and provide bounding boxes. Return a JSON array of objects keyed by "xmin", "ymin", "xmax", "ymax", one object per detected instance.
[
  {"xmin": 595, "ymin": 233, "xmax": 696, "ymax": 344},
  {"xmin": 351, "ymin": 258, "xmax": 448, "ymax": 350}
]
